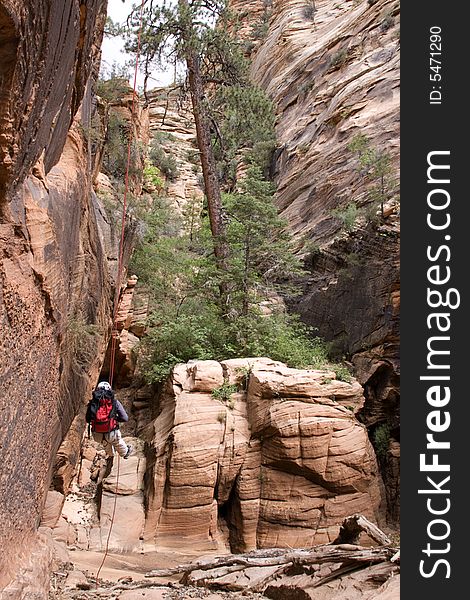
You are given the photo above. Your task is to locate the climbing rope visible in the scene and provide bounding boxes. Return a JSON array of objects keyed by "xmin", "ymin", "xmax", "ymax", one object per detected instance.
[{"xmin": 95, "ymin": 0, "xmax": 146, "ymax": 585}]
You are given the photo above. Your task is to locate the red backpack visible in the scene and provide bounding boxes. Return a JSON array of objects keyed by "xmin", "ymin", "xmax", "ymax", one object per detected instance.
[{"xmin": 90, "ymin": 390, "xmax": 117, "ymax": 433}]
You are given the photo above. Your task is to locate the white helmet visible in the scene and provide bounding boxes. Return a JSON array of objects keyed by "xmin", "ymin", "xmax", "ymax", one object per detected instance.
[{"xmin": 97, "ymin": 381, "xmax": 112, "ymax": 391}]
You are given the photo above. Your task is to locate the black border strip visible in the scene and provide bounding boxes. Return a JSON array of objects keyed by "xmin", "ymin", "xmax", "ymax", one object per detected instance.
[{"xmin": 401, "ymin": 2, "xmax": 467, "ymax": 596}]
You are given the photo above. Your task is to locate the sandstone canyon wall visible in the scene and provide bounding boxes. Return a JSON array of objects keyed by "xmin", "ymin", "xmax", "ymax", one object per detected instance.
[
  {"xmin": 143, "ymin": 359, "xmax": 384, "ymax": 553},
  {"xmin": 231, "ymin": 0, "xmax": 400, "ymax": 520},
  {"xmin": 47, "ymin": 359, "xmax": 384, "ymax": 558},
  {"xmin": 0, "ymin": 0, "xmax": 110, "ymax": 588},
  {"xmin": 0, "ymin": 0, "xmax": 400, "ymax": 594}
]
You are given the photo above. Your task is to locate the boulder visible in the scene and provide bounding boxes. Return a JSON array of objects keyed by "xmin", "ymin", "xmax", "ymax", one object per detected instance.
[{"xmin": 143, "ymin": 359, "xmax": 383, "ymax": 553}]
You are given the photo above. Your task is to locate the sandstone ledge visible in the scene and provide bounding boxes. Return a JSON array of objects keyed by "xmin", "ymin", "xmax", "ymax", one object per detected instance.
[{"xmin": 143, "ymin": 359, "xmax": 384, "ymax": 553}]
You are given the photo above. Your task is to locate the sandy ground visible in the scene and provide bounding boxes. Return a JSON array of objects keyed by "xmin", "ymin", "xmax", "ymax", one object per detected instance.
[{"xmin": 67, "ymin": 549, "xmax": 214, "ymax": 583}]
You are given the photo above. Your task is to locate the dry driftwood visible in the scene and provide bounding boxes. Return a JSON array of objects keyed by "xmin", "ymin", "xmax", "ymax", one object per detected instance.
[
  {"xmin": 333, "ymin": 514, "xmax": 391, "ymax": 546},
  {"xmin": 145, "ymin": 515, "xmax": 397, "ymax": 594}
]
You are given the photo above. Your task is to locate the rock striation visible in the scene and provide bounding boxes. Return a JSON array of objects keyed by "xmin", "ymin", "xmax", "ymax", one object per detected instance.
[
  {"xmin": 146, "ymin": 86, "xmax": 204, "ymax": 215},
  {"xmin": 143, "ymin": 359, "xmax": 383, "ymax": 553},
  {"xmin": 0, "ymin": 0, "xmax": 107, "ymax": 202},
  {"xmin": 48, "ymin": 359, "xmax": 383, "ymax": 561},
  {"xmin": 230, "ymin": 0, "xmax": 400, "ymax": 520},
  {"xmin": 0, "ymin": 0, "xmax": 112, "ymax": 590}
]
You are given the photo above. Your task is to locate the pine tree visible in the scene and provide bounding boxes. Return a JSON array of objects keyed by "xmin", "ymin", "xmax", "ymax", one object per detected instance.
[
  {"xmin": 222, "ymin": 166, "xmax": 303, "ymax": 316},
  {"xmin": 127, "ymin": 0, "xmax": 246, "ymax": 312}
]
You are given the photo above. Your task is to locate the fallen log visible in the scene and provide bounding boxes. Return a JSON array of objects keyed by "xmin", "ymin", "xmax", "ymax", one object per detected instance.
[
  {"xmin": 145, "ymin": 546, "xmax": 396, "ymax": 591},
  {"xmin": 333, "ymin": 514, "xmax": 391, "ymax": 546},
  {"xmin": 145, "ymin": 515, "xmax": 398, "ymax": 596}
]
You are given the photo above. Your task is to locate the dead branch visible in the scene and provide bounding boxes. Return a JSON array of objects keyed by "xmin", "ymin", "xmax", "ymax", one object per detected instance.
[
  {"xmin": 333, "ymin": 514, "xmax": 391, "ymax": 546},
  {"xmin": 144, "ymin": 515, "xmax": 397, "ymax": 594}
]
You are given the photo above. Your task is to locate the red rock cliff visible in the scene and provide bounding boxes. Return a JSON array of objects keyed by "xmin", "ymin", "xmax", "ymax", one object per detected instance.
[
  {"xmin": 0, "ymin": 0, "xmax": 109, "ymax": 589},
  {"xmin": 230, "ymin": 0, "xmax": 400, "ymax": 521}
]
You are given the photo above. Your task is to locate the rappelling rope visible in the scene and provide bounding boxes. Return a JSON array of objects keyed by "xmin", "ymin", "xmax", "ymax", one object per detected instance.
[{"xmin": 95, "ymin": 0, "xmax": 146, "ymax": 586}]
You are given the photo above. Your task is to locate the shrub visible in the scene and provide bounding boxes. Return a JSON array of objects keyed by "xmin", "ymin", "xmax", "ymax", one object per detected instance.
[
  {"xmin": 66, "ymin": 314, "xmax": 100, "ymax": 371},
  {"xmin": 149, "ymin": 140, "xmax": 179, "ymax": 181},
  {"xmin": 381, "ymin": 12, "xmax": 394, "ymax": 32},
  {"xmin": 212, "ymin": 382, "xmax": 239, "ymax": 402},
  {"xmin": 373, "ymin": 423, "xmax": 391, "ymax": 461},
  {"xmin": 332, "ymin": 364, "xmax": 352, "ymax": 383},
  {"xmin": 302, "ymin": 1, "xmax": 316, "ymax": 21},
  {"xmin": 143, "ymin": 163, "xmax": 164, "ymax": 190},
  {"xmin": 347, "ymin": 134, "xmax": 396, "ymax": 219},
  {"xmin": 329, "ymin": 48, "xmax": 348, "ymax": 69},
  {"xmin": 332, "ymin": 202, "xmax": 358, "ymax": 231},
  {"xmin": 96, "ymin": 76, "xmax": 131, "ymax": 103}
]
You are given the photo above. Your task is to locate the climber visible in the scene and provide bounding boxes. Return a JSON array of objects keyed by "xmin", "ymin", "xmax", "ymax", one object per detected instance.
[{"xmin": 86, "ymin": 381, "xmax": 132, "ymax": 459}]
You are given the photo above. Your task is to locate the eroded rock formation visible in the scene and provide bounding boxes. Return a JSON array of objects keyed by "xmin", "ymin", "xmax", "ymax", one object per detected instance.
[
  {"xmin": 0, "ymin": 1, "xmax": 400, "ymax": 596},
  {"xmin": 143, "ymin": 359, "xmax": 384, "ymax": 553},
  {"xmin": 0, "ymin": 0, "xmax": 112, "ymax": 590},
  {"xmin": 230, "ymin": 0, "xmax": 400, "ymax": 520},
  {"xmin": 0, "ymin": 0, "xmax": 107, "ymax": 201},
  {"xmin": 146, "ymin": 86, "xmax": 204, "ymax": 214},
  {"xmin": 43, "ymin": 359, "xmax": 383, "ymax": 569}
]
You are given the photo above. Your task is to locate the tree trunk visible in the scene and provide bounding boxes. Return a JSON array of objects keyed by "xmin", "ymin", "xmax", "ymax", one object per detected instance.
[
  {"xmin": 179, "ymin": 0, "xmax": 231, "ymax": 309},
  {"xmin": 186, "ymin": 52, "xmax": 228, "ymax": 260},
  {"xmin": 242, "ymin": 234, "xmax": 251, "ymax": 316}
]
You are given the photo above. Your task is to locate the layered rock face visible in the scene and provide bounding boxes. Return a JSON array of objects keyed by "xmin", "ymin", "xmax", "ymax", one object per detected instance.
[
  {"xmin": 146, "ymin": 86, "xmax": 204, "ymax": 214},
  {"xmin": 231, "ymin": 0, "xmax": 400, "ymax": 519},
  {"xmin": 48, "ymin": 360, "xmax": 383, "ymax": 558},
  {"xmin": 0, "ymin": 0, "xmax": 109, "ymax": 589},
  {"xmin": 0, "ymin": 0, "xmax": 107, "ymax": 202},
  {"xmin": 248, "ymin": 0, "xmax": 399, "ymax": 239},
  {"xmin": 143, "ymin": 359, "xmax": 383, "ymax": 553}
]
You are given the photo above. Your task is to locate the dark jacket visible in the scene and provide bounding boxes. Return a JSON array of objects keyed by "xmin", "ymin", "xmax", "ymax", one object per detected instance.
[
  {"xmin": 85, "ymin": 390, "xmax": 129, "ymax": 428},
  {"xmin": 114, "ymin": 399, "xmax": 129, "ymax": 423}
]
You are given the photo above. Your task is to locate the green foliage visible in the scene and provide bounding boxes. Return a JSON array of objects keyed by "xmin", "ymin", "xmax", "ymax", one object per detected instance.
[
  {"xmin": 124, "ymin": 0, "xmax": 353, "ymax": 388},
  {"xmin": 212, "ymin": 382, "xmax": 239, "ymax": 402},
  {"xmin": 210, "ymin": 84, "xmax": 276, "ymax": 182},
  {"xmin": 126, "ymin": 0, "xmax": 274, "ymax": 187},
  {"xmin": 126, "ymin": 0, "xmax": 246, "ymax": 92},
  {"xmin": 139, "ymin": 306, "xmax": 332, "ymax": 384},
  {"xmin": 303, "ymin": 240, "xmax": 321, "ymax": 268},
  {"xmin": 140, "ymin": 310, "xmax": 227, "ymax": 383},
  {"xmin": 381, "ymin": 11, "xmax": 394, "ymax": 32},
  {"xmin": 186, "ymin": 149, "xmax": 201, "ymax": 165},
  {"xmin": 66, "ymin": 314, "xmax": 100, "ymax": 371},
  {"xmin": 104, "ymin": 17, "xmax": 127, "ymax": 38},
  {"xmin": 298, "ymin": 80, "xmax": 315, "ymax": 96},
  {"xmin": 96, "ymin": 75, "xmax": 131, "ymax": 103},
  {"xmin": 100, "ymin": 111, "xmax": 144, "ymax": 185},
  {"xmin": 329, "ymin": 48, "xmax": 349, "ymax": 70},
  {"xmin": 332, "ymin": 364, "xmax": 352, "ymax": 383},
  {"xmin": 241, "ymin": 314, "xmax": 330, "ymax": 369},
  {"xmin": 130, "ymin": 197, "xmax": 192, "ymax": 305},
  {"xmin": 332, "ymin": 202, "xmax": 358, "ymax": 232},
  {"xmin": 148, "ymin": 136, "xmax": 180, "ymax": 181},
  {"xmin": 373, "ymin": 423, "xmax": 391, "ymax": 461},
  {"xmin": 236, "ymin": 363, "xmax": 254, "ymax": 390},
  {"xmin": 348, "ymin": 133, "xmax": 368, "ymax": 156},
  {"xmin": 348, "ymin": 134, "xmax": 395, "ymax": 219},
  {"xmin": 302, "ymin": 1, "xmax": 317, "ymax": 21},
  {"xmin": 221, "ymin": 166, "xmax": 304, "ymax": 308},
  {"xmin": 130, "ymin": 169, "xmax": 331, "ymax": 384},
  {"xmin": 102, "ymin": 113, "xmax": 128, "ymax": 179},
  {"xmin": 143, "ymin": 163, "xmax": 164, "ymax": 190},
  {"xmin": 250, "ymin": 4, "xmax": 272, "ymax": 40}
]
